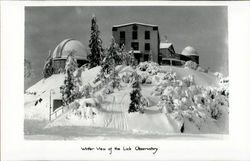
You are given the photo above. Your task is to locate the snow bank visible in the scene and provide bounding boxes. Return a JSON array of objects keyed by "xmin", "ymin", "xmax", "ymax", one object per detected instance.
[
  {"xmin": 160, "ymin": 66, "xmax": 219, "ymax": 87},
  {"xmin": 154, "ymin": 73, "xmax": 229, "ymax": 133},
  {"xmin": 137, "ymin": 62, "xmax": 160, "ymax": 75},
  {"xmin": 80, "ymin": 66, "xmax": 101, "ymax": 87},
  {"xmin": 126, "ymin": 113, "xmax": 179, "ymax": 133},
  {"xmin": 25, "ymin": 62, "xmax": 228, "ymax": 136},
  {"xmin": 26, "ymin": 73, "xmax": 64, "ymax": 95},
  {"xmin": 47, "ymin": 87, "xmax": 179, "ymax": 134},
  {"xmin": 24, "ymin": 74, "xmax": 65, "ymax": 121},
  {"xmin": 24, "ymin": 67, "xmax": 102, "ymax": 121}
]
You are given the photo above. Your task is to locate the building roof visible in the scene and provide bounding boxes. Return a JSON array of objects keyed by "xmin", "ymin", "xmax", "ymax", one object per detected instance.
[
  {"xmin": 113, "ymin": 22, "xmax": 158, "ymax": 28},
  {"xmin": 160, "ymin": 42, "xmax": 173, "ymax": 49},
  {"xmin": 160, "ymin": 41, "xmax": 176, "ymax": 54},
  {"xmin": 52, "ymin": 39, "xmax": 89, "ymax": 60},
  {"xmin": 129, "ymin": 50, "xmax": 141, "ymax": 54},
  {"xmin": 181, "ymin": 46, "xmax": 198, "ymax": 56}
]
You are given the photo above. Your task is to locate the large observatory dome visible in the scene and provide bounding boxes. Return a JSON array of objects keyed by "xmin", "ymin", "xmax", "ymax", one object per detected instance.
[
  {"xmin": 52, "ymin": 39, "xmax": 88, "ymax": 60},
  {"xmin": 181, "ymin": 46, "xmax": 198, "ymax": 56}
]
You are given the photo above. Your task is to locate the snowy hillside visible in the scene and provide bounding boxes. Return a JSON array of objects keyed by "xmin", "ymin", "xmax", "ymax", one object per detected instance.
[
  {"xmin": 161, "ymin": 66, "xmax": 219, "ymax": 87},
  {"xmin": 24, "ymin": 62, "xmax": 229, "ymax": 139}
]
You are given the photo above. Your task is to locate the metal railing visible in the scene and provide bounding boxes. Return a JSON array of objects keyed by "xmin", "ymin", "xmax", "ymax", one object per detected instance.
[{"xmin": 49, "ymin": 104, "xmax": 68, "ymax": 121}]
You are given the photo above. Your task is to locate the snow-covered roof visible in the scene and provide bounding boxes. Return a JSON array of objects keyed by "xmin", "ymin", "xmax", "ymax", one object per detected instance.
[
  {"xmin": 129, "ymin": 50, "xmax": 141, "ymax": 54},
  {"xmin": 181, "ymin": 46, "xmax": 198, "ymax": 56},
  {"xmin": 113, "ymin": 22, "xmax": 158, "ymax": 28},
  {"xmin": 160, "ymin": 42, "xmax": 173, "ymax": 49},
  {"xmin": 52, "ymin": 39, "xmax": 89, "ymax": 60}
]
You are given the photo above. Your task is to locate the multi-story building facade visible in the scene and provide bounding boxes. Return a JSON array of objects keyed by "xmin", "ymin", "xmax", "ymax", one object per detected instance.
[{"xmin": 112, "ymin": 22, "xmax": 160, "ymax": 64}]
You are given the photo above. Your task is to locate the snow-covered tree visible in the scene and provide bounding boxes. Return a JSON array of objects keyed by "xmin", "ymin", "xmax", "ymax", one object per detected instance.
[
  {"xmin": 128, "ymin": 71, "xmax": 143, "ymax": 113},
  {"xmin": 61, "ymin": 52, "xmax": 78, "ymax": 105},
  {"xmin": 61, "ymin": 70, "xmax": 75, "ymax": 105},
  {"xmin": 119, "ymin": 44, "xmax": 127, "ymax": 65},
  {"xmin": 82, "ymin": 84, "xmax": 92, "ymax": 98},
  {"xmin": 109, "ymin": 38, "xmax": 122, "ymax": 88},
  {"xmin": 99, "ymin": 38, "xmax": 121, "ymax": 86},
  {"xmin": 65, "ymin": 50, "xmax": 78, "ymax": 73},
  {"xmin": 111, "ymin": 68, "xmax": 122, "ymax": 89},
  {"xmin": 148, "ymin": 50, "xmax": 153, "ymax": 62},
  {"xmin": 184, "ymin": 61, "xmax": 198, "ymax": 70},
  {"xmin": 107, "ymin": 38, "xmax": 122, "ymax": 65},
  {"xmin": 129, "ymin": 49, "xmax": 137, "ymax": 67},
  {"xmin": 88, "ymin": 14, "xmax": 104, "ymax": 68},
  {"xmin": 42, "ymin": 51, "xmax": 54, "ymax": 78},
  {"xmin": 24, "ymin": 59, "xmax": 33, "ymax": 79}
]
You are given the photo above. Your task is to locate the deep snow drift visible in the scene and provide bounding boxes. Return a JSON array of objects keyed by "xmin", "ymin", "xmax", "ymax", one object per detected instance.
[{"xmin": 24, "ymin": 62, "xmax": 229, "ymax": 139}]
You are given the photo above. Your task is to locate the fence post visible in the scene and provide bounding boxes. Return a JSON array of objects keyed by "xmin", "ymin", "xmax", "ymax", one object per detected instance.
[
  {"xmin": 49, "ymin": 91, "xmax": 52, "ymax": 121},
  {"xmin": 49, "ymin": 107, "xmax": 51, "ymax": 121}
]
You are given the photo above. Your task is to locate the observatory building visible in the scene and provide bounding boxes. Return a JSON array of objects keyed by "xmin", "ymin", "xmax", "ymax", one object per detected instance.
[
  {"xmin": 181, "ymin": 46, "xmax": 199, "ymax": 64},
  {"xmin": 160, "ymin": 44, "xmax": 199, "ymax": 66},
  {"xmin": 112, "ymin": 22, "xmax": 199, "ymax": 66},
  {"xmin": 52, "ymin": 39, "xmax": 89, "ymax": 73}
]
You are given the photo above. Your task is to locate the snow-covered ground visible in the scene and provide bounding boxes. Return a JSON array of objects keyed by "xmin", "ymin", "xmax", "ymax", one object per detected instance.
[{"xmin": 24, "ymin": 63, "xmax": 228, "ymax": 140}]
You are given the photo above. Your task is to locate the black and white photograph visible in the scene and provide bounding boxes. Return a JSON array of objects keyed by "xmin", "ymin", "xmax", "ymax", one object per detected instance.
[
  {"xmin": 24, "ymin": 6, "xmax": 229, "ymax": 140},
  {"xmin": 1, "ymin": 1, "xmax": 250, "ymax": 161}
]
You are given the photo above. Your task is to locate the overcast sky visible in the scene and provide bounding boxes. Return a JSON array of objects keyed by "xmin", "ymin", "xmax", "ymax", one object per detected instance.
[{"xmin": 25, "ymin": 6, "xmax": 228, "ymax": 89}]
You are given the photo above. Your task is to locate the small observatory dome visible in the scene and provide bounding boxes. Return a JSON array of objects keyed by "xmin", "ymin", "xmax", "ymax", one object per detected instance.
[
  {"xmin": 52, "ymin": 39, "xmax": 88, "ymax": 60},
  {"xmin": 181, "ymin": 46, "xmax": 198, "ymax": 56},
  {"xmin": 181, "ymin": 46, "xmax": 199, "ymax": 64}
]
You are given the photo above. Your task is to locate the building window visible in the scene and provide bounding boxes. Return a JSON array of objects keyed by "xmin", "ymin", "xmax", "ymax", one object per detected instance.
[
  {"xmin": 132, "ymin": 25, "xmax": 138, "ymax": 30},
  {"xmin": 145, "ymin": 43, "xmax": 150, "ymax": 51},
  {"xmin": 172, "ymin": 60, "xmax": 183, "ymax": 66},
  {"xmin": 145, "ymin": 31, "xmax": 150, "ymax": 39},
  {"xmin": 132, "ymin": 31, "xmax": 138, "ymax": 40},
  {"xmin": 131, "ymin": 42, "xmax": 139, "ymax": 50},
  {"xmin": 120, "ymin": 31, "xmax": 125, "ymax": 47},
  {"xmin": 162, "ymin": 60, "xmax": 171, "ymax": 65},
  {"xmin": 153, "ymin": 26, "xmax": 158, "ymax": 30},
  {"xmin": 144, "ymin": 54, "xmax": 149, "ymax": 61},
  {"xmin": 120, "ymin": 31, "xmax": 125, "ymax": 39}
]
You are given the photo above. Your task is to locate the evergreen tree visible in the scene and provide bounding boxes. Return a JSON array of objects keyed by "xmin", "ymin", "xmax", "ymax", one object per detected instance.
[
  {"xmin": 43, "ymin": 51, "xmax": 54, "ymax": 78},
  {"xmin": 128, "ymin": 71, "xmax": 143, "ymax": 113},
  {"xmin": 88, "ymin": 15, "xmax": 104, "ymax": 68},
  {"xmin": 109, "ymin": 38, "xmax": 122, "ymax": 88},
  {"xmin": 61, "ymin": 52, "xmax": 78, "ymax": 105},
  {"xmin": 65, "ymin": 50, "xmax": 78, "ymax": 73},
  {"xmin": 99, "ymin": 38, "xmax": 121, "ymax": 85},
  {"xmin": 61, "ymin": 70, "xmax": 75, "ymax": 105},
  {"xmin": 119, "ymin": 44, "xmax": 129, "ymax": 65},
  {"xmin": 24, "ymin": 59, "xmax": 33, "ymax": 79}
]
